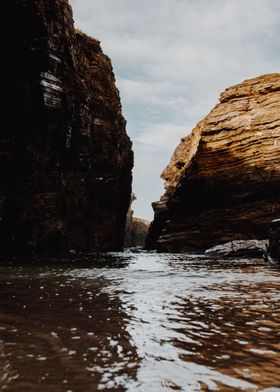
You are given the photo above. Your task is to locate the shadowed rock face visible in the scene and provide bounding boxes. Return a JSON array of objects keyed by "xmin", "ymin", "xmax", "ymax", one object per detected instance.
[
  {"xmin": 0, "ymin": 0, "xmax": 133, "ymax": 256},
  {"xmin": 147, "ymin": 74, "xmax": 280, "ymax": 252},
  {"xmin": 268, "ymin": 219, "xmax": 280, "ymax": 262}
]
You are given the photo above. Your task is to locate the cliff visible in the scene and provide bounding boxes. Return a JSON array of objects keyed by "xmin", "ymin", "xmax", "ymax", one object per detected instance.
[
  {"xmin": 0, "ymin": 0, "xmax": 133, "ymax": 256},
  {"xmin": 147, "ymin": 74, "xmax": 280, "ymax": 252}
]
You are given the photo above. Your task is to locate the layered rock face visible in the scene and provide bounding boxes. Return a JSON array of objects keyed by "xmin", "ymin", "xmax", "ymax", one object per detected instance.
[
  {"xmin": 0, "ymin": 0, "xmax": 133, "ymax": 256},
  {"xmin": 147, "ymin": 74, "xmax": 280, "ymax": 252}
]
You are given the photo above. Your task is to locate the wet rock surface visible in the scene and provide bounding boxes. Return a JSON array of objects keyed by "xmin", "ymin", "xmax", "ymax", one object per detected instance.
[
  {"xmin": 0, "ymin": 0, "xmax": 133, "ymax": 256},
  {"xmin": 205, "ymin": 240, "xmax": 267, "ymax": 258},
  {"xmin": 147, "ymin": 74, "xmax": 280, "ymax": 252},
  {"xmin": 267, "ymin": 219, "xmax": 280, "ymax": 263}
]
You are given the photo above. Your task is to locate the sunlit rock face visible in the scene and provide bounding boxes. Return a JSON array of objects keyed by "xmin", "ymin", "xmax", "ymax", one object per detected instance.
[
  {"xmin": 147, "ymin": 74, "xmax": 280, "ymax": 252},
  {"xmin": 0, "ymin": 0, "xmax": 133, "ymax": 256}
]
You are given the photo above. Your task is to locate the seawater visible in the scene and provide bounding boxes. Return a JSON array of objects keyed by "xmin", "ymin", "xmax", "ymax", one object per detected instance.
[{"xmin": 0, "ymin": 252, "xmax": 280, "ymax": 391}]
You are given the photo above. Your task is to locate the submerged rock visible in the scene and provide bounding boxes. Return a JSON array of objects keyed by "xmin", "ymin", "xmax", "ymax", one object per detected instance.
[
  {"xmin": 0, "ymin": 0, "xmax": 133, "ymax": 256},
  {"xmin": 147, "ymin": 74, "xmax": 280, "ymax": 252}
]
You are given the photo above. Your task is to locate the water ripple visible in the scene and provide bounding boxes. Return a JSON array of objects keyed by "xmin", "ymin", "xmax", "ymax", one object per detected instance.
[{"xmin": 0, "ymin": 253, "xmax": 279, "ymax": 391}]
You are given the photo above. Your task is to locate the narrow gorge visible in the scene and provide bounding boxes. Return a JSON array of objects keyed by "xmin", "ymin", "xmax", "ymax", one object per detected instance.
[
  {"xmin": 147, "ymin": 74, "xmax": 280, "ymax": 252},
  {"xmin": 1, "ymin": 2, "xmax": 280, "ymax": 391},
  {"xmin": 0, "ymin": 0, "xmax": 133, "ymax": 256}
]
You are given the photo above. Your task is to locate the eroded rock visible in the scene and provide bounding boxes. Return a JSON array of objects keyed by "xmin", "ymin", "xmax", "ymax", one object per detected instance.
[
  {"xmin": 125, "ymin": 217, "xmax": 150, "ymax": 249},
  {"xmin": 0, "ymin": 0, "xmax": 133, "ymax": 256},
  {"xmin": 147, "ymin": 74, "xmax": 280, "ymax": 252},
  {"xmin": 205, "ymin": 240, "xmax": 267, "ymax": 258},
  {"xmin": 124, "ymin": 194, "xmax": 150, "ymax": 248}
]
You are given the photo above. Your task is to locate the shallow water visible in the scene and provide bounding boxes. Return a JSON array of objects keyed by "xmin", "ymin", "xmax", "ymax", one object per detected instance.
[{"xmin": 0, "ymin": 252, "xmax": 280, "ymax": 391}]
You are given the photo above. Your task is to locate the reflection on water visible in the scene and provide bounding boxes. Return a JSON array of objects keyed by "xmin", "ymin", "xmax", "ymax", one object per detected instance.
[{"xmin": 0, "ymin": 253, "xmax": 280, "ymax": 391}]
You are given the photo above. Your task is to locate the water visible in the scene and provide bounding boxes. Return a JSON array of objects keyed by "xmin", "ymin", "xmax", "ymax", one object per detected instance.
[{"xmin": 0, "ymin": 252, "xmax": 280, "ymax": 391}]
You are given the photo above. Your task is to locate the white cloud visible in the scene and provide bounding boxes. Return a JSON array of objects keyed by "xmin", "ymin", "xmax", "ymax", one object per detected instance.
[
  {"xmin": 135, "ymin": 123, "xmax": 187, "ymax": 151},
  {"xmin": 70, "ymin": 0, "xmax": 280, "ymax": 219}
]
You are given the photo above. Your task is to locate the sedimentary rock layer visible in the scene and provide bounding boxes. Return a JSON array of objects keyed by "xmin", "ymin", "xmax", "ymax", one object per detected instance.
[
  {"xmin": 146, "ymin": 74, "xmax": 280, "ymax": 252},
  {"xmin": 0, "ymin": 0, "xmax": 133, "ymax": 256}
]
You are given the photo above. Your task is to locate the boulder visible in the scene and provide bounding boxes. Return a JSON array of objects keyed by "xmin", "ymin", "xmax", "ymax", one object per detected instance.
[{"xmin": 205, "ymin": 240, "xmax": 267, "ymax": 258}]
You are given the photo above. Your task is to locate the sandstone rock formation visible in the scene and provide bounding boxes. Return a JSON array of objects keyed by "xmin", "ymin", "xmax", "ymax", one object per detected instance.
[
  {"xmin": 0, "ymin": 0, "xmax": 133, "ymax": 256},
  {"xmin": 146, "ymin": 74, "xmax": 280, "ymax": 252},
  {"xmin": 125, "ymin": 217, "xmax": 150, "ymax": 248},
  {"xmin": 124, "ymin": 193, "xmax": 135, "ymax": 246},
  {"xmin": 124, "ymin": 194, "xmax": 150, "ymax": 248}
]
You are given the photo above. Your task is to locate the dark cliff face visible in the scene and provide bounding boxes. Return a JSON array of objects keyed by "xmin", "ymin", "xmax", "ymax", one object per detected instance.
[
  {"xmin": 0, "ymin": 0, "xmax": 133, "ymax": 256},
  {"xmin": 147, "ymin": 74, "xmax": 280, "ymax": 252}
]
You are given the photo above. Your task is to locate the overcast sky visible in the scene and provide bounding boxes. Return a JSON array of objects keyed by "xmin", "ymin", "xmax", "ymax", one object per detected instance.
[{"xmin": 70, "ymin": 0, "xmax": 280, "ymax": 220}]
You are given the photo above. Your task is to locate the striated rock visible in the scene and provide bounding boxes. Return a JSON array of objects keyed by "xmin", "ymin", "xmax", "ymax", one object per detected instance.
[
  {"xmin": 147, "ymin": 74, "xmax": 280, "ymax": 252},
  {"xmin": 0, "ymin": 0, "xmax": 133, "ymax": 256}
]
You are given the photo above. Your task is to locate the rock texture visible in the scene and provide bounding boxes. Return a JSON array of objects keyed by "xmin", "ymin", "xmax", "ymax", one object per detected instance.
[
  {"xmin": 205, "ymin": 240, "xmax": 267, "ymax": 259},
  {"xmin": 125, "ymin": 217, "xmax": 150, "ymax": 248},
  {"xmin": 0, "ymin": 0, "xmax": 133, "ymax": 256},
  {"xmin": 124, "ymin": 193, "xmax": 149, "ymax": 248},
  {"xmin": 267, "ymin": 219, "xmax": 280, "ymax": 263},
  {"xmin": 147, "ymin": 74, "xmax": 280, "ymax": 252}
]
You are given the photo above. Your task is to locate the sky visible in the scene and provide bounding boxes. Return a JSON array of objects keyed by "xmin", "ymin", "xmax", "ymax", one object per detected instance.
[{"xmin": 70, "ymin": 0, "xmax": 280, "ymax": 220}]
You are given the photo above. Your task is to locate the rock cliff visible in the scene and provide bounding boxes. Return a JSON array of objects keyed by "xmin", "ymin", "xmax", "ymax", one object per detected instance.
[
  {"xmin": 146, "ymin": 74, "xmax": 280, "ymax": 252},
  {"xmin": 0, "ymin": 0, "xmax": 133, "ymax": 256}
]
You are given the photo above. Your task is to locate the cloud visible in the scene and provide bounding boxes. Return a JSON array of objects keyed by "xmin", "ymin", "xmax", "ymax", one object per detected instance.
[
  {"xmin": 135, "ymin": 123, "xmax": 187, "ymax": 152},
  {"xmin": 70, "ymin": 0, "xmax": 280, "ymax": 219}
]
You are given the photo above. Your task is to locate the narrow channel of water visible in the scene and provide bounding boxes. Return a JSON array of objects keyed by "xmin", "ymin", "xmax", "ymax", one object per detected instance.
[{"xmin": 0, "ymin": 252, "xmax": 280, "ymax": 391}]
